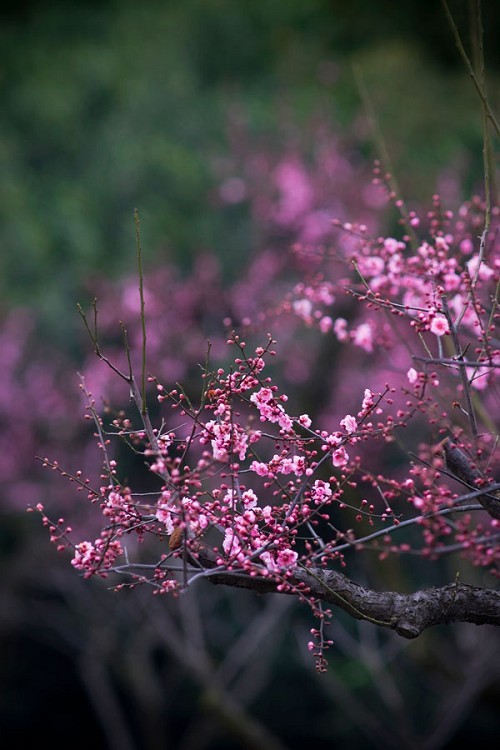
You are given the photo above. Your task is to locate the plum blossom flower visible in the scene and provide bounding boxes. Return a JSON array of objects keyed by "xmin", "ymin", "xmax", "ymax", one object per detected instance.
[
  {"xmin": 311, "ymin": 479, "xmax": 333, "ymax": 504},
  {"xmin": 249, "ymin": 460, "xmax": 271, "ymax": 477},
  {"xmin": 333, "ymin": 317, "xmax": 349, "ymax": 342},
  {"xmin": 250, "ymin": 454, "xmax": 307, "ymax": 478},
  {"xmin": 276, "ymin": 548, "xmax": 298, "ymax": 569},
  {"xmin": 72, "ymin": 541, "xmax": 95, "ymax": 569},
  {"xmin": 429, "ymin": 314, "xmax": 450, "ymax": 336},
  {"xmin": 332, "ymin": 446, "xmax": 349, "ymax": 468},
  {"xmin": 407, "ymin": 367, "xmax": 418, "ymax": 385},
  {"xmin": 467, "ymin": 366, "xmax": 490, "ymax": 390},
  {"xmin": 459, "ymin": 238, "xmax": 474, "ymax": 254},
  {"xmin": 352, "ymin": 322, "xmax": 373, "ymax": 352},
  {"xmin": 222, "ymin": 528, "xmax": 243, "ymax": 558},
  {"xmin": 260, "ymin": 548, "xmax": 298, "ymax": 572},
  {"xmin": 156, "ymin": 495, "xmax": 177, "ymax": 534},
  {"xmin": 319, "ymin": 315, "xmax": 333, "ymax": 333},
  {"xmin": 340, "ymin": 414, "xmax": 357, "ymax": 434},
  {"xmin": 361, "ymin": 388, "xmax": 374, "ymax": 412},
  {"xmin": 250, "ymin": 387, "xmax": 293, "ymax": 431},
  {"xmin": 242, "ymin": 489, "xmax": 259, "ymax": 509},
  {"xmin": 466, "ymin": 255, "xmax": 494, "ymax": 281},
  {"xmin": 202, "ymin": 419, "xmax": 249, "ymax": 462},
  {"xmin": 293, "ymin": 298, "xmax": 313, "ymax": 323},
  {"xmin": 357, "ymin": 255, "xmax": 385, "ymax": 277}
]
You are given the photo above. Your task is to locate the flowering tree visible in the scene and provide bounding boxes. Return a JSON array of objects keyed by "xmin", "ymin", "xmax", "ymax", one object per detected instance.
[
  {"xmin": 34, "ymin": 173, "xmax": 500, "ymax": 668},
  {"xmin": 32, "ymin": 2, "xmax": 500, "ymax": 672}
]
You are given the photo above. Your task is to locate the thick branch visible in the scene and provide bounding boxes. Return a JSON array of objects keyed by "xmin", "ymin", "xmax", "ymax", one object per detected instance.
[
  {"xmin": 208, "ymin": 566, "xmax": 500, "ymax": 639},
  {"xmin": 442, "ymin": 439, "xmax": 500, "ymax": 520}
]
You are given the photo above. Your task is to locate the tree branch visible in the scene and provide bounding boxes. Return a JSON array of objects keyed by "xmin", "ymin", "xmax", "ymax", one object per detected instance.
[{"xmin": 207, "ymin": 565, "xmax": 500, "ymax": 639}]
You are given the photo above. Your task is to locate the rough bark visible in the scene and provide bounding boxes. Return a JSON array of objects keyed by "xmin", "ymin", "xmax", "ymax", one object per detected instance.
[{"xmin": 208, "ymin": 566, "xmax": 500, "ymax": 639}]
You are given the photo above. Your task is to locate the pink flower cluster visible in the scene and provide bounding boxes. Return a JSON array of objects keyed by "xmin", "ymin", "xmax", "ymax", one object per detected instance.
[{"xmin": 33, "ymin": 167, "xmax": 499, "ymax": 648}]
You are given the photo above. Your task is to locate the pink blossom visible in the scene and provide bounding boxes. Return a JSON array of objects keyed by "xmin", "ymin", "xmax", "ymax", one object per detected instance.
[
  {"xmin": 407, "ymin": 367, "xmax": 418, "ymax": 385},
  {"xmin": 311, "ymin": 479, "xmax": 333, "ymax": 504},
  {"xmin": 429, "ymin": 315, "xmax": 450, "ymax": 336},
  {"xmin": 260, "ymin": 548, "xmax": 298, "ymax": 572},
  {"xmin": 459, "ymin": 238, "xmax": 474, "ymax": 254},
  {"xmin": 276, "ymin": 548, "xmax": 298, "ymax": 569},
  {"xmin": 242, "ymin": 489, "xmax": 259, "ymax": 509},
  {"xmin": 250, "ymin": 460, "xmax": 271, "ymax": 477},
  {"xmin": 357, "ymin": 255, "xmax": 385, "ymax": 277},
  {"xmin": 293, "ymin": 298, "xmax": 313, "ymax": 322},
  {"xmin": 156, "ymin": 498, "xmax": 176, "ymax": 534},
  {"xmin": 273, "ymin": 159, "xmax": 314, "ymax": 224},
  {"xmin": 467, "ymin": 366, "xmax": 490, "ymax": 390},
  {"xmin": 361, "ymin": 388, "xmax": 374, "ymax": 412},
  {"xmin": 222, "ymin": 529, "xmax": 242, "ymax": 557},
  {"xmin": 332, "ymin": 446, "xmax": 349, "ymax": 468},
  {"xmin": 280, "ymin": 455, "xmax": 307, "ymax": 476},
  {"xmin": 314, "ymin": 283, "xmax": 335, "ymax": 306},
  {"xmin": 383, "ymin": 237, "xmax": 404, "ymax": 254},
  {"xmin": 250, "ymin": 387, "xmax": 273, "ymax": 407},
  {"xmin": 202, "ymin": 419, "xmax": 249, "ymax": 461},
  {"xmin": 466, "ymin": 255, "xmax": 494, "ymax": 280},
  {"xmin": 319, "ymin": 315, "xmax": 333, "ymax": 333},
  {"xmin": 250, "ymin": 387, "xmax": 293, "ymax": 431},
  {"xmin": 352, "ymin": 322, "xmax": 373, "ymax": 352},
  {"xmin": 106, "ymin": 490, "xmax": 124, "ymax": 509},
  {"xmin": 262, "ymin": 506, "xmax": 273, "ymax": 522},
  {"xmin": 333, "ymin": 317, "xmax": 349, "ymax": 342},
  {"xmin": 443, "ymin": 272, "xmax": 461, "ymax": 291},
  {"xmin": 72, "ymin": 541, "xmax": 95, "ymax": 569},
  {"xmin": 340, "ymin": 414, "xmax": 357, "ymax": 434}
]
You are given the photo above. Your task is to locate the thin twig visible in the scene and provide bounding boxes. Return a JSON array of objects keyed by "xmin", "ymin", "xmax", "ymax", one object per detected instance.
[
  {"xmin": 134, "ymin": 208, "xmax": 148, "ymax": 416},
  {"xmin": 441, "ymin": 0, "xmax": 500, "ymax": 136}
]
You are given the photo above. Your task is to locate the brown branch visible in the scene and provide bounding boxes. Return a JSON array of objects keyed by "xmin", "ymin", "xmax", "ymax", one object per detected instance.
[
  {"xmin": 441, "ymin": 438, "xmax": 500, "ymax": 520},
  {"xmin": 206, "ymin": 565, "xmax": 500, "ymax": 639}
]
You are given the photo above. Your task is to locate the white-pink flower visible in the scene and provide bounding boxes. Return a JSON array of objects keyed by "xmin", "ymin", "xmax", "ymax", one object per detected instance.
[
  {"xmin": 361, "ymin": 388, "xmax": 374, "ymax": 412},
  {"xmin": 222, "ymin": 529, "xmax": 242, "ymax": 557},
  {"xmin": 276, "ymin": 548, "xmax": 298, "ymax": 569},
  {"xmin": 333, "ymin": 317, "xmax": 349, "ymax": 342},
  {"xmin": 466, "ymin": 255, "xmax": 494, "ymax": 280},
  {"xmin": 319, "ymin": 315, "xmax": 333, "ymax": 333},
  {"xmin": 260, "ymin": 548, "xmax": 298, "ymax": 572},
  {"xmin": 71, "ymin": 541, "xmax": 95, "ymax": 569},
  {"xmin": 340, "ymin": 414, "xmax": 357, "ymax": 434},
  {"xmin": 352, "ymin": 322, "xmax": 374, "ymax": 352},
  {"xmin": 156, "ymin": 501, "xmax": 176, "ymax": 534},
  {"xmin": 429, "ymin": 314, "xmax": 450, "ymax": 336},
  {"xmin": 407, "ymin": 367, "xmax": 418, "ymax": 385},
  {"xmin": 249, "ymin": 460, "xmax": 271, "ymax": 477},
  {"xmin": 332, "ymin": 446, "xmax": 349, "ymax": 468},
  {"xmin": 293, "ymin": 298, "xmax": 313, "ymax": 322},
  {"xmin": 242, "ymin": 489, "xmax": 259, "ymax": 509},
  {"xmin": 311, "ymin": 479, "xmax": 333, "ymax": 504}
]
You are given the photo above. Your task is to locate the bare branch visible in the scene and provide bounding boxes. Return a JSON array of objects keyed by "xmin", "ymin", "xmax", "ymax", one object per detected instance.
[{"xmin": 208, "ymin": 566, "xmax": 500, "ymax": 639}]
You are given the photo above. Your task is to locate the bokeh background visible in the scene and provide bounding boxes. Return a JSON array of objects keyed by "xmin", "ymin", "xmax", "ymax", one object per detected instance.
[{"xmin": 1, "ymin": 1, "xmax": 499, "ymax": 748}]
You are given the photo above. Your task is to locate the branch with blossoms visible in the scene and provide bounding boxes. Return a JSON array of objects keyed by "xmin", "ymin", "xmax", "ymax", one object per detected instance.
[
  {"xmin": 32, "ymin": 2, "xmax": 500, "ymax": 666},
  {"xmin": 34, "ymin": 208, "xmax": 500, "ymax": 657}
]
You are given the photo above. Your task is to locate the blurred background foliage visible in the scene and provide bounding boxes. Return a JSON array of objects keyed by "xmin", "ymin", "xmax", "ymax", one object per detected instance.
[
  {"xmin": 1, "ymin": 1, "xmax": 499, "ymax": 748},
  {"xmin": 1, "ymin": 0, "xmax": 498, "ymax": 344}
]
